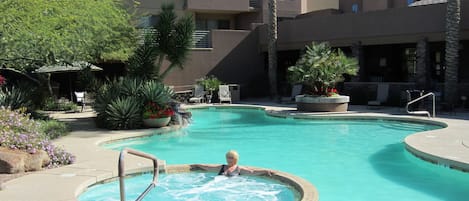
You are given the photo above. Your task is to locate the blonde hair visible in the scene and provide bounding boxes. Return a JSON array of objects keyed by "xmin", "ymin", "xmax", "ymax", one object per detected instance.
[{"xmin": 226, "ymin": 150, "xmax": 239, "ymax": 161}]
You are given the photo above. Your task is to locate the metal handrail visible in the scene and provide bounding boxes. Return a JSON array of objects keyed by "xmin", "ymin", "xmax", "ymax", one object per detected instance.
[
  {"xmin": 119, "ymin": 148, "xmax": 159, "ymax": 201},
  {"xmin": 406, "ymin": 92, "xmax": 435, "ymax": 118}
]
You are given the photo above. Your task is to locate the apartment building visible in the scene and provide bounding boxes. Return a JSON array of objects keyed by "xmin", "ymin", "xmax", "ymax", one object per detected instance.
[{"xmin": 128, "ymin": 0, "xmax": 469, "ymax": 105}]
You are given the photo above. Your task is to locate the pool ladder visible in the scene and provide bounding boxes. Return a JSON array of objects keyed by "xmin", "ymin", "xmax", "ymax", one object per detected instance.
[
  {"xmin": 118, "ymin": 148, "xmax": 160, "ymax": 201},
  {"xmin": 406, "ymin": 91, "xmax": 435, "ymax": 118}
]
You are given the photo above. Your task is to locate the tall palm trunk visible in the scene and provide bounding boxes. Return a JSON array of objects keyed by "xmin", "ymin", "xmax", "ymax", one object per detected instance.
[
  {"xmin": 444, "ymin": 0, "xmax": 460, "ymax": 105},
  {"xmin": 268, "ymin": 0, "xmax": 278, "ymax": 99}
]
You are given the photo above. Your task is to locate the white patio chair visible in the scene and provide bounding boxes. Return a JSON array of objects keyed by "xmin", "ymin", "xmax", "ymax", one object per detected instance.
[
  {"xmin": 189, "ymin": 85, "xmax": 205, "ymax": 103},
  {"xmin": 368, "ymin": 83, "xmax": 389, "ymax": 107},
  {"xmin": 74, "ymin": 91, "xmax": 85, "ymax": 112},
  {"xmin": 218, "ymin": 85, "xmax": 232, "ymax": 104}
]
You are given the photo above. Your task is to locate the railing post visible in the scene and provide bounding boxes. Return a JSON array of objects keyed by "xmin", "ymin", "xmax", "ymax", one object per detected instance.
[{"xmin": 119, "ymin": 148, "xmax": 160, "ymax": 201}]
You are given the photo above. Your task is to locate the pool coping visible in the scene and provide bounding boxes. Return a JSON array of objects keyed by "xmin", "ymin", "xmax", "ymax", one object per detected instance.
[{"xmin": 0, "ymin": 104, "xmax": 468, "ymax": 201}]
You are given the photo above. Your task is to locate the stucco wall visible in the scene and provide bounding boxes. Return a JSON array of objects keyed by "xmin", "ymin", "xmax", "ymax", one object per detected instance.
[
  {"xmin": 260, "ymin": 3, "xmax": 469, "ymax": 50},
  {"xmin": 163, "ymin": 29, "xmax": 267, "ymax": 97},
  {"xmin": 362, "ymin": 0, "xmax": 390, "ymax": 12},
  {"xmin": 305, "ymin": 0, "xmax": 339, "ymax": 12}
]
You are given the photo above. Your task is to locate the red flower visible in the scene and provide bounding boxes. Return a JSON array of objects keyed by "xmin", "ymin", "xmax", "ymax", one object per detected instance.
[
  {"xmin": 0, "ymin": 74, "xmax": 6, "ymax": 86},
  {"xmin": 143, "ymin": 102, "xmax": 174, "ymax": 119}
]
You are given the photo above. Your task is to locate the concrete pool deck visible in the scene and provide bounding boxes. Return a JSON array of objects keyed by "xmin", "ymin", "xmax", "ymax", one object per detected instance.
[{"xmin": 0, "ymin": 103, "xmax": 468, "ymax": 201}]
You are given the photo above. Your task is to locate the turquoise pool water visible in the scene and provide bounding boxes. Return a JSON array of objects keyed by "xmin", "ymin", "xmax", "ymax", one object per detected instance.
[
  {"xmin": 102, "ymin": 108, "xmax": 469, "ymax": 201},
  {"xmin": 79, "ymin": 172, "xmax": 296, "ymax": 201}
]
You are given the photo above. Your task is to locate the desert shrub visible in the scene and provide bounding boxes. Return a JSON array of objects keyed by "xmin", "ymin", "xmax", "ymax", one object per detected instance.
[
  {"xmin": 0, "ymin": 107, "xmax": 75, "ymax": 168},
  {"xmin": 94, "ymin": 77, "xmax": 173, "ymax": 130},
  {"xmin": 39, "ymin": 120, "xmax": 69, "ymax": 139},
  {"xmin": 0, "ymin": 85, "xmax": 33, "ymax": 110},
  {"xmin": 42, "ymin": 98, "xmax": 78, "ymax": 111}
]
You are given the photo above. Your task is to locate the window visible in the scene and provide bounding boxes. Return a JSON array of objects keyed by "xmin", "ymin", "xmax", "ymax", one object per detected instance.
[
  {"xmin": 196, "ymin": 19, "xmax": 231, "ymax": 30},
  {"xmin": 352, "ymin": 3, "xmax": 359, "ymax": 13},
  {"xmin": 407, "ymin": 0, "xmax": 414, "ymax": 5}
]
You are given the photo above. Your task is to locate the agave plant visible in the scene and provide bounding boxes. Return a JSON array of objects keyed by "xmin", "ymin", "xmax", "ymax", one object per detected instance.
[
  {"xmin": 0, "ymin": 85, "xmax": 33, "ymax": 110},
  {"xmin": 288, "ymin": 42, "xmax": 358, "ymax": 96},
  {"xmin": 140, "ymin": 80, "xmax": 174, "ymax": 106},
  {"xmin": 105, "ymin": 97, "xmax": 142, "ymax": 130}
]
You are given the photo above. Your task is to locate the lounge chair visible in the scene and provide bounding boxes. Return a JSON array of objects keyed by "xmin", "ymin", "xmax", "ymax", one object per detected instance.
[
  {"xmin": 368, "ymin": 83, "xmax": 389, "ymax": 107},
  {"xmin": 74, "ymin": 91, "xmax": 85, "ymax": 112},
  {"xmin": 189, "ymin": 85, "xmax": 205, "ymax": 103},
  {"xmin": 281, "ymin": 84, "xmax": 302, "ymax": 103},
  {"xmin": 218, "ymin": 85, "xmax": 232, "ymax": 104}
]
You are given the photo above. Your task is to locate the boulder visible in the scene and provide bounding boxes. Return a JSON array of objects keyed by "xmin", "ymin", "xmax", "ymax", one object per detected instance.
[{"xmin": 0, "ymin": 147, "xmax": 50, "ymax": 174}]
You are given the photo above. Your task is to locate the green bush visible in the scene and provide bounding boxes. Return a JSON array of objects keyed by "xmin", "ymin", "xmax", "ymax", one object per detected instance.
[
  {"xmin": 94, "ymin": 77, "xmax": 174, "ymax": 130},
  {"xmin": 288, "ymin": 42, "xmax": 358, "ymax": 96},
  {"xmin": 39, "ymin": 120, "xmax": 69, "ymax": 139},
  {"xmin": 0, "ymin": 85, "xmax": 33, "ymax": 110},
  {"xmin": 105, "ymin": 97, "xmax": 142, "ymax": 129},
  {"xmin": 42, "ymin": 98, "xmax": 78, "ymax": 111}
]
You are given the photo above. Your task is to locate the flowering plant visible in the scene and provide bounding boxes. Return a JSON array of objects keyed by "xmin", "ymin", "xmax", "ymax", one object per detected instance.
[
  {"xmin": 0, "ymin": 74, "xmax": 6, "ymax": 86},
  {"xmin": 0, "ymin": 107, "xmax": 75, "ymax": 168},
  {"xmin": 143, "ymin": 102, "xmax": 175, "ymax": 119}
]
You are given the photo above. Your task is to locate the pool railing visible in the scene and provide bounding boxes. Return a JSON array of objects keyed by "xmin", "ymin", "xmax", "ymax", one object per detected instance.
[{"xmin": 118, "ymin": 148, "xmax": 160, "ymax": 201}]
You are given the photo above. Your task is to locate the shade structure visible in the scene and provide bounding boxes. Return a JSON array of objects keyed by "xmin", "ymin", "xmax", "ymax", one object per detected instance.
[
  {"xmin": 34, "ymin": 61, "xmax": 102, "ymax": 101},
  {"xmin": 33, "ymin": 61, "xmax": 102, "ymax": 73}
]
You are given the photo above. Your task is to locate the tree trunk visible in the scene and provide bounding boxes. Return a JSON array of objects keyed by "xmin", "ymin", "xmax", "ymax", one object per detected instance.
[
  {"xmin": 444, "ymin": 0, "xmax": 460, "ymax": 105},
  {"xmin": 268, "ymin": 0, "xmax": 278, "ymax": 99}
]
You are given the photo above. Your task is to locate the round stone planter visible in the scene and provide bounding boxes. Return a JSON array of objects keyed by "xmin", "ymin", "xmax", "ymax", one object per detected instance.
[
  {"xmin": 295, "ymin": 95, "xmax": 350, "ymax": 112},
  {"xmin": 143, "ymin": 117, "xmax": 171, "ymax": 128}
]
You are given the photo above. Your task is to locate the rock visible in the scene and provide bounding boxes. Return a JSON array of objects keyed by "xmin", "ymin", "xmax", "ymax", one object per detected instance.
[{"xmin": 0, "ymin": 147, "xmax": 51, "ymax": 174}]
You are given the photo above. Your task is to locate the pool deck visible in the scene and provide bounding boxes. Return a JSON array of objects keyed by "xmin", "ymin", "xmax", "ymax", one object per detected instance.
[{"xmin": 0, "ymin": 103, "xmax": 468, "ymax": 201}]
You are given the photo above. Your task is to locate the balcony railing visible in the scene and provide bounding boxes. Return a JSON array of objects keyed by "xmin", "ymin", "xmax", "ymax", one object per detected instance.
[
  {"xmin": 249, "ymin": 0, "xmax": 258, "ymax": 8},
  {"xmin": 193, "ymin": 30, "xmax": 211, "ymax": 48}
]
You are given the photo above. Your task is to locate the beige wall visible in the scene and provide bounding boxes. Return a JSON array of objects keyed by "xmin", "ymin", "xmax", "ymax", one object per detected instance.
[
  {"xmin": 304, "ymin": 0, "xmax": 339, "ymax": 13},
  {"xmin": 260, "ymin": 3, "xmax": 469, "ymax": 50},
  {"xmin": 186, "ymin": 0, "xmax": 250, "ymax": 12},
  {"xmin": 163, "ymin": 29, "xmax": 266, "ymax": 97}
]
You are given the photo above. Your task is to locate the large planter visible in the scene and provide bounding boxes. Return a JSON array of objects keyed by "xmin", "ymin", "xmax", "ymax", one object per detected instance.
[
  {"xmin": 143, "ymin": 117, "xmax": 171, "ymax": 128},
  {"xmin": 295, "ymin": 95, "xmax": 350, "ymax": 112}
]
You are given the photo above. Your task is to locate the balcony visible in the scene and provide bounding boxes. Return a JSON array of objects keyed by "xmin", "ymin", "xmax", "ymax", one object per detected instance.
[{"xmin": 185, "ymin": 0, "xmax": 256, "ymax": 13}]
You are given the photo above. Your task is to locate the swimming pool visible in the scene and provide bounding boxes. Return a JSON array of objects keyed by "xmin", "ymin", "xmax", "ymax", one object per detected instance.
[{"xmin": 103, "ymin": 108, "xmax": 469, "ymax": 201}]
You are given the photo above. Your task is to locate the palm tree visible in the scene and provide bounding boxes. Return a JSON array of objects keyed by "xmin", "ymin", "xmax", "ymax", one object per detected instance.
[
  {"xmin": 444, "ymin": 0, "xmax": 460, "ymax": 105},
  {"xmin": 127, "ymin": 3, "xmax": 194, "ymax": 81},
  {"xmin": 268, "ymin": 0, "xmax": 278, "ymax": 99}
]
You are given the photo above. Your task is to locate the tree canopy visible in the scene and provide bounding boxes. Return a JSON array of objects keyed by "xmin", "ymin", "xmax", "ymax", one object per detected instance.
[{"xmin": 0, "ymin": 0, "xmax": 137, "ymax": 71}]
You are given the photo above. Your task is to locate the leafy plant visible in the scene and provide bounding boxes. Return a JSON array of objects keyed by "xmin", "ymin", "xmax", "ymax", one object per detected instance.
[
  {"xmin": 126, "ymin": 3, "xmax": 194, "ymax": 80},
  {"xmin": 39, "ymin": 120, "xmax": 69, "ymax": 140},
  {"xmin": 288, "ymin": 42, "xmax": 358, "ymax": 96},
  {"xmin": 140, "ymin": 80, "xmax": 174, "ymax": 105},
  {"xmin": 196, "ymin": 75, "xmax": 223, "ymax": 95},
  {"xmin": 0, "ymin": 85, "xmax": 33, "ymax": 110},
  {"xmin": 0, "ymin": 107, "xmax": 75, "ymax": 168},
  {"xmin": 105, "ymin": 97, "xmax": 142, "ymax": 130},
  {"xmin": 42, "ymin": 98, "xmax": 77, "ymax": 111}
]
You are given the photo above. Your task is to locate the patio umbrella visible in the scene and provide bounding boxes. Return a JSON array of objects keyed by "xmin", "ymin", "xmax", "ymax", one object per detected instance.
[{"xmin": 33, "ymin": 61, "xmax": 102, "ymax": 100}]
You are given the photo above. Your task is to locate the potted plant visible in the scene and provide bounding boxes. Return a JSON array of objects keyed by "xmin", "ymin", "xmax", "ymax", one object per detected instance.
[
  {"xmin": 196, "ymin": 75, "xmax": 222, "ymax": 103},
  {"xmin": 288, "ymin": 42, "xmax": 358, "ymax": 112},
  {"xmin": 140, "ymin": 81, "xmax": 174, "ymax": 127},
  {"xmin": 142, "ymin": 102, "xmax": 175, "ymax": 127}
]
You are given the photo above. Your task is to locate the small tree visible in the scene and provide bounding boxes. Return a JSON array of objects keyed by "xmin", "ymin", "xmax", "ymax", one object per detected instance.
[
  {"xmin": 196, "ymin": 75, "xmax": 223, "ymax": 96},
  {"xmin": 127, "ymin": 3, "xmax": 195, "ymax": 81},
  {"xmin": 288, "ymin": 43, "xmax": 358, "ymax": 96}
]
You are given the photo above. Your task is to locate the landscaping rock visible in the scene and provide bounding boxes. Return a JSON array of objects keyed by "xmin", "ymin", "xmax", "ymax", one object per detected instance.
[{"xmin": 0, "ymin": 147, "xmax": 50, "ymax": 174}]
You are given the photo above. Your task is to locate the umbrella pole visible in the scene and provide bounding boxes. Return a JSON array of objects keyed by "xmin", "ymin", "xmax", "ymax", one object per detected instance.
[{"xmin": 69, "ymin": 74, "xmax": 73, "ymax": 101}]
